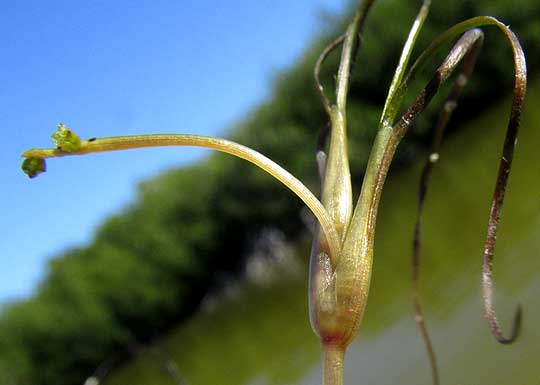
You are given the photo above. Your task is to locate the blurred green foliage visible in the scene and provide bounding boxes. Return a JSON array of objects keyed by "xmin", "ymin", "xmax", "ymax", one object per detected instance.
[{"xmin": 2, "ymin": 1, "xmax": 539, "ymax": 384}]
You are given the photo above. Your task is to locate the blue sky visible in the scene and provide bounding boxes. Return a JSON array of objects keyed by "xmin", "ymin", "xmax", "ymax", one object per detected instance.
[{"xmin": 0, "ymin": 1, "xmax": 348, "ymax": 304}]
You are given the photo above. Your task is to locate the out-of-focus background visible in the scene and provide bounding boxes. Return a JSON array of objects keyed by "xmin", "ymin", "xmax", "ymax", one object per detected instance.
[{"xmin": 1, "ymin": 1, "xmax": 539, "ymax": 384}]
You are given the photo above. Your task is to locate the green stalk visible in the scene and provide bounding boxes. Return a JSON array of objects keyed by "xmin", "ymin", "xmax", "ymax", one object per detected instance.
[
  {"xmin": 323, "ymin": 344, "xmax": 345, "ymax": 385},
  {"xmin": 22, "ymin": 133, "xmax": 341, "ymax": 260}
]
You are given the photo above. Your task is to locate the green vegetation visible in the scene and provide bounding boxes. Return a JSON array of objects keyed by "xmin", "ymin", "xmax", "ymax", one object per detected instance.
[{"xmin": 4, "ymin": 0, "xmax": 540, "ymax": 384}]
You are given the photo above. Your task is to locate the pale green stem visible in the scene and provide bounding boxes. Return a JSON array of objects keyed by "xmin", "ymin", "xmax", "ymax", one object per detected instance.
[
  {"xmin": 23, "ymin": 134, "xmax": 341, "ymax": 259},
  {"xmin": 323, "ymin": 344, "xmax": 345, "ymax": 385}
]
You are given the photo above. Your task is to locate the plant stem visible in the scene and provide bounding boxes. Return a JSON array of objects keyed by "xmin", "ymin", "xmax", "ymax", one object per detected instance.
[
  {"xmin": 323, "ymin": 344, "xmax": 345, "ymax": 385},
  {"xmin": 22, "ymin": 133, "xmax": 341, "ymax": 260}
]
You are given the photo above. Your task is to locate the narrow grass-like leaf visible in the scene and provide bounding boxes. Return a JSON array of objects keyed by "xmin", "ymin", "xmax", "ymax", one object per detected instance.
[
  {"xmin": 411, "ymin": 29, "xmax": 484, "ymax": 385},
  {"xmin": 380, "ymin": 0, "xmax": 431, "ymax": 128},
  {"xmin": 314, "ymin": 34, "xmax": 345, "ymax": 119},
  {"xmin": 392, "ymin": 17, "xmax": 527, "ymax": 345}
]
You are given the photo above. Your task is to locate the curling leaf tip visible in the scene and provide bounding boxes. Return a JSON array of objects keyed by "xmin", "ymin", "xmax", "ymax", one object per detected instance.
[
  {"xmin": 51, "ymin": 123, "xmax": 81, "ymax": 152},
  {"xmin": 21, "ymin": 158, "xmax": 46, "ymax": 178}
]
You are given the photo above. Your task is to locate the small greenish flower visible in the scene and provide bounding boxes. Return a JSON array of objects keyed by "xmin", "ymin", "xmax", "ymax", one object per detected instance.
[
  {"xmin": 21, "ymin": 157, "xmax": 46, "ymax": 178},
  {"xmin": 51, "ymin": 123, "xmax": 81, "ymax": 152}
]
